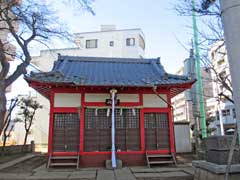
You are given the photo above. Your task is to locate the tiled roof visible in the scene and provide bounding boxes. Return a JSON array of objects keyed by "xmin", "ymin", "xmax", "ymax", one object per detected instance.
[{"xmin": 26, "ymin": 56, "xmax": 194, "ymax": 88}]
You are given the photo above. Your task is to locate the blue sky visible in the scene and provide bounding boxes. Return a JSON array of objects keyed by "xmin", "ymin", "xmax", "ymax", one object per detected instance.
[{"xmin": 55, "ymin": 0, "xmax": 193, "ymax": 73}]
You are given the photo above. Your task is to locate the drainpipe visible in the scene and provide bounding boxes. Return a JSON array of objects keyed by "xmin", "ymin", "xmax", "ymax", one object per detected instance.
[{"xmin": 110, "ymin": 89, "xmax": 117, "ymax": 168}]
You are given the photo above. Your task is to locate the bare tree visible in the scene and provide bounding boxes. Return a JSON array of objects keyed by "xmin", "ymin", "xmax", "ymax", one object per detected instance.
[
  {"xmin": 174, "ymin": 0, "xmax": 233, "ymax": 103},
  {"xmin": 0, "ymin": 97, "xmax": 18, "ymax": 156},
  {"xmin": 0, "ymin": 0, "xmax": 94, "ymax": 133},
  {"xmin": 15, "ymin": 96, "xmax": 42, "ymax": 151}
]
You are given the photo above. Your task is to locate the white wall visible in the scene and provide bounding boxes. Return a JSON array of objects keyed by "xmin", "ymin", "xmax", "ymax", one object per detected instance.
[
  {"xmin": 174, "ymin": 124, "xmax": 192, "ymax": 153},
  {"xmin": 85, "ymin": 93, "xmax": 139, "ymax": 103},
  {"xmin": 54, "ymin": 93, "xmax": 81, "ymax": 107},
  {"xmin": 32, "ymin": 29, "xmax": 145, "ymax": 72},
  {"xmin": 31, "ymin": 93, "xmax": 50, "ymax": 152},
  {"xmin": 143, "ymin": 94, "xmax": 167, "ymax": 108}
]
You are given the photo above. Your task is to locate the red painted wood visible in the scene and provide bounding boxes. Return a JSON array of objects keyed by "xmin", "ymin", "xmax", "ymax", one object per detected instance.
[
  {"xmin": 80, "ymin": 93, "xmax": 85, "ymax": 152},
  {"xmin": 146, "ymin": 149, "xmax": 170, "ymax": 154},
  {"xmin": 81, "ymin": 151, "xmax": 145, "ymax": 155},
  {"xmin": 52, "ymin": 152, "xmax": 78, "ymax": 156},
  {"xmin": 139, "ymin": 93, "xmax": 143, "ymax": 106},
  {"xmin": 167, "ymin": 91, "xmax": 176, "ymax": 154},
  {"xmin": 42, "ymin": 86, "xmax": 174, "ymax": 94},
  {"xmin": 53, "ymin": 107, "xmax": 79, "ymax": 113},
  {"xmin": 79, "ymin": 154, "xmax": 146, "ymax": 167},
  {"xmin": 48, "ymin": 90, "xmax": 54, "ymax": 155},
  {"xmin": 83, "ymin": 102, "xmax": 142, "ymax": 107},
  {"xmin": 140, "ymin": 109, "xmax": 145, "ymax": 151},
  {"xmin": 142, "ymin": 108, "xmax": 170, "ymax": 113},
  {"xmin": 52, "ymin": 150, "xmax": 168, "ymax": 156}
]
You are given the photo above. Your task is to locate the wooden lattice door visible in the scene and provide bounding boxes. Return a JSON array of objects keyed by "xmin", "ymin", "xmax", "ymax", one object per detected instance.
[
  {"xmin": 84, "ymin": 109, "xmax": 111, "ymax": 152},
  {"xmin": 53, "ymin": 113, "xmax": 80, "ymax": 152},
  {"xmin": 144, "ymin": 113, "xmax": 170, "ymax": 150}
]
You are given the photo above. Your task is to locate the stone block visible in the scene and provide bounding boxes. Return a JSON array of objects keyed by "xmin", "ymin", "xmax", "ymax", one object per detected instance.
[
  {"xmin": 206, "ymin": 150, "xmax": 240, "ymax": 165},
  {"xmin": 204, "ymin": 136, "xmax": 239, "ymax": 150},
  {"xmin": 193, "ymin": 167, "xmax": 240, "ymax": 180},
  {"xmin": 197, "ymin": 150, "xmax": 206, "ymax": 160},
  {"xmin": 105, "ymin": 159, "xmax": 122, "ymax": 169}
]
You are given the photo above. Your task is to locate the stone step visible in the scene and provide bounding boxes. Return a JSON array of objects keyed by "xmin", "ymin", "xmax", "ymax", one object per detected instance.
[
  {"xmin": 147, "ymin": 154, "xmax": 172, "ymax": 158},
  {"xmin": 149, "ymin": 160, "xmax": 174, "ymax": 164},
  {"xmin": 50, "ymin": 162, "xmax": 78, "ymax": 166},
  {"xmin": 51, "ymin": 156, "xmax": 78, "ymax": 160}
]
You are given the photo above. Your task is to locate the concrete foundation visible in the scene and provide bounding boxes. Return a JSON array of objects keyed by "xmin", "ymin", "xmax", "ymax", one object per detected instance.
[
  {"xmin": 206, "ymin": 150, "xmax": 240, "ymax": 165},
  {"xmin": 203, "ymin": 136, "xmax": 240, "ymax": 164},
  {"xmin": 105, "ymin": 159, "xmax": 122, "ymax": 169},
  {"xmin": 204, "ymin": 136, "xmax": 239, "ymax": 151},
  {"xmin": 193, "ymin": 160, "xmax": 240, "ymax": 180}
]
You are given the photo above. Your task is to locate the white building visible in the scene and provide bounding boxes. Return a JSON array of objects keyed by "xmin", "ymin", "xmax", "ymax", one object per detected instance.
[
  {"xmin": 207, "ymin": 41, "xmax": 235, "ymax": 135},
  {"xmin": 30, "ymin": 26, "xmax": 146, "ymax": 152},
  {"xmin": 32, "ymin": 25, "xmax": 145, "ymax": 71},
  {"xmin": 172, "ymin": 52, "xmax": 213, "ymax": 124},
  {"xmin": 171, "ymin": 50, "xmax": 213, "ymax": 152}
]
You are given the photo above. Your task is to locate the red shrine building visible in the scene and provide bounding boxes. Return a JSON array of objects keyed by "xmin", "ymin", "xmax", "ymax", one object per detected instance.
[{"xmin": 26, "ymin": 56, "xmax": 195, "ymax": 168}]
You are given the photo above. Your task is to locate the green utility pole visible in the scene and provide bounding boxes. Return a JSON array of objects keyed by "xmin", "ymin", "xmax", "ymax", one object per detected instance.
[{"xmin": 191, "ymin": 0, "xmax": 207, "ymax": 138}]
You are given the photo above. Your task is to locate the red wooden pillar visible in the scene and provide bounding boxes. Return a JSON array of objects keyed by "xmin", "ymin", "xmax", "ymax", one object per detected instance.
[
  {"xmin": 48, "ymin": 90, "xmax": 54, "ymax": 155},
  {"xmin": 167, "ymin": 91, "xmax": 176, "ymax": 154},
  {"xmin": 80, "ymin": 93, "xmax": 85, "ymax": 152},
  {"xmin": 139, "ymin": 93, "xmax": 145, "ymax": 151},
  {"xmin": 140, "ymin": 109, "xmax": 145, "ymax": 151}
]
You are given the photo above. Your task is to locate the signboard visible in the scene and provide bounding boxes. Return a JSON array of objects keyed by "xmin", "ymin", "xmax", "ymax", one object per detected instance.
[{"xmin": 105, "ymin": 99, "xmax": 120, "ymax": 106}]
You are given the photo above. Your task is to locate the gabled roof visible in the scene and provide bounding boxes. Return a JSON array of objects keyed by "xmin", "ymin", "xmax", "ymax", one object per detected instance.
[{"xmin": 25, "ymin": 56, "xmax": 195, "ymax": 98}]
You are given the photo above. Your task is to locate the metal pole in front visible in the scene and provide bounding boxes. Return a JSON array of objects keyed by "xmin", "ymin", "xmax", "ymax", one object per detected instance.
[
  {"xmin": 192, "ymin": 0, "xmax": 207, "ymax": 138},
  {"xmin": 110, "ymin": 89, "xmax": 117, "ymax": 168}
]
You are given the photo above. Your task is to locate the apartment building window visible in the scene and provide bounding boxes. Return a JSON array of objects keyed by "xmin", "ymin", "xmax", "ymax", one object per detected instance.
[
  {"xmin": 109, "ymin": 41, "xmax": 114, "ymax": 47},
  {"xmin": 233, "ymin": 109, "xmax": 236, "ymax": 118},
  {"xmin": 139, "ymin": 35, "xmax": 145, "ymax": 50},
  {"xmin": 216, "ymin": 111, "xmax": 219, "ymax": 120},
  {"xmin": 217, "ymin": 59, "xmax": 225, "ymax": 66},
  {"xmin": 126, "ymin": 38, "xmax": 135, "ymax": 46},
  {"xmin": 219, "ymin": 70, "xmax": 226, "ymax": 79},
  {"xmin": 86, "ymin": 39, "xmax": 98, "ymax": 48},
  {"xmin": 222, "ymin": 109, "xmax": 230, "ymax": 117}
]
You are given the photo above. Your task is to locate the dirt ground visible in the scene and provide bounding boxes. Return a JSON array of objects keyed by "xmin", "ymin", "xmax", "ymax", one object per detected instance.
[
  {"xmin": 176, "ymin": 153, "xmax": 197, "ymax": 164},
  {"xmin": 0, "ymin": 155, "xmax": 46, "ymax": 173}
]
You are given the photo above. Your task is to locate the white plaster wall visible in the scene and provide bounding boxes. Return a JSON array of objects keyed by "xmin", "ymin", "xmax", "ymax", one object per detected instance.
[
  {"xmin": 85, "ymin": 93, "xmax": 139, "ymax": 103},
  {"xmin": 85, "ymin": 93, "xmax": 109, "ymax": 102},
  {"xmin": 117, "ymin": 94, "xmax": 139, "ymax": 102},
  {"xmin": 54, "ymin": 93, "xmax": 81, "ymax": 107},
  {"xmin": 31, "ymin": 93, "xmax": 50, "ymax": 151},
  {"xmin": 174, "ymin": 124, "xmax": 192, "ymax": 153},
  {"xmin": 143, "ymin": 94, "xmax": 167, "ymax": 108}
]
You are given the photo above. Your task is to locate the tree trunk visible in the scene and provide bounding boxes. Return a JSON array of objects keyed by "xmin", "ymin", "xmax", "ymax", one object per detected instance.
[
  {"xmin": 0, "ymin": 80, "xmax": 6, "ymax": 135},
  {"xmin": 1, "ymin": 135, "xmax": 7, "ymax": 156},
  {"xmin": 22, "ymin": 129, "xmax": 29, "ymax": 152}
]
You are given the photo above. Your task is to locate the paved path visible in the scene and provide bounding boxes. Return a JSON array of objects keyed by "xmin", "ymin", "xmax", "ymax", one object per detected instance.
[
  {"xmin": 0, "ymin": 154, "xmax": 35, "ymax": 171},
  {"xmin": 0, "ymin": 155, "xmax": 194, "ymax": 180},
  {"xmin": 97, "ymin": 168, "xmax": 136, "ymax": 180},
  {"xmin": 0, "ymin": 166, "xmax": 194, "ymax": 180}
]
